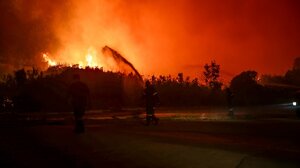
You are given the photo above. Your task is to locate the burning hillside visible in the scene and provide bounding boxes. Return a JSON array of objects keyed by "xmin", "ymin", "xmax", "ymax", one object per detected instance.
[{"xmin": 42, "ymin": 46, "xmax": 142, "ymax": 80}]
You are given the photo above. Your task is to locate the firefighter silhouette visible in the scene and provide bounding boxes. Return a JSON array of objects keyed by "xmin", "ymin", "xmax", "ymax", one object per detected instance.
[
  {"xmin": 226, "ymin": 87, "xmax": 234, "ymax": 117},
  {"xmin": 143, "ymin": 80, "xmax": 159, "ymax": 125},
  {"xmin": 68, "ymin": 74, "xmax": 90, "ymax": 133}
]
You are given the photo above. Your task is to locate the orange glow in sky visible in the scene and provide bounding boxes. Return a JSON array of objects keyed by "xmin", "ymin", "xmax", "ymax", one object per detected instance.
[{"xmin": 1, "ymin": 0, "xmax": 300, "ymax": 81}]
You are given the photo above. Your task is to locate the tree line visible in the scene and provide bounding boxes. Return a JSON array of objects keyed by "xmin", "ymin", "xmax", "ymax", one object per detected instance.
[{"xmin": 1, "ymin": 58, "xmax": 300, "ymax": 112}]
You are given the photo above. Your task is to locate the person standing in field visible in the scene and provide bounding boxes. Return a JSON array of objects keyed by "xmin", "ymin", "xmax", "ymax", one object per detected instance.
[
  {"xmin": 143, "ymin": 80, "xmax": 159, "ymax": 125},
  {"xmin": 68, "ymin": 74, "xmax": 90, "ymax": 133},
  {"xmin": 226, "ymin": 87, "xmax": 234, "ymax": 117}
]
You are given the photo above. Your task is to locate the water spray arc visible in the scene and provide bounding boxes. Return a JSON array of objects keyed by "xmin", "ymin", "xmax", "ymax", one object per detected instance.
[
  {"xmin": 42, "ymin": 45, "xmax": 144, "ymax": 83},
  {"xmin": 102, "ymin": 46, "xmax": 143, "ymax": 81}
]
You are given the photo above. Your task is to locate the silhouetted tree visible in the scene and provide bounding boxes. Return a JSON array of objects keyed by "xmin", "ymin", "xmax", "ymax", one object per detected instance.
[
  {"xmin": 2, "ymin": 65, "xmax": 231, "ymax": 112},
  {"xmin": 293, "ymin": 57, "xmax": 300, "ymax": 70},
  {"xmin": 191, "ymin": 78, "xmax": 199, "ymax": 87},
  {"xmin": 230, "ymin": 70, "xmax": 263, "ymax": 105},
  {"xmin": 177, "ymin": 73, "xmax": 184, "ymax": 84},
  {"xmin": 284, "ymin": 57, "xmax": 300, "ymax": 86},
  {"xmin": 203, "ymin": 60, "xmax": 222, "ymax": 90}
]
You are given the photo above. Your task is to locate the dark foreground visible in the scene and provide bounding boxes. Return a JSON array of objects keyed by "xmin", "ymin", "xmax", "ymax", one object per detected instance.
[{"xmin": 1, "ymin": 114, "xmax": 300, "ymax": 168}]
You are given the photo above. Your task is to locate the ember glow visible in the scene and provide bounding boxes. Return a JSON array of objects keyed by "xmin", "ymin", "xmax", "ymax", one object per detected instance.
[{"xmin": 43, "ymin": 47, "xmax": 105, "ymax": 69}]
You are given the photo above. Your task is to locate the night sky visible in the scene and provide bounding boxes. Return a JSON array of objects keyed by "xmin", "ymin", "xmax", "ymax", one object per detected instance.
[{"xmin": 1, "ymin": 0, "xmax": 300, "ymax": 80}]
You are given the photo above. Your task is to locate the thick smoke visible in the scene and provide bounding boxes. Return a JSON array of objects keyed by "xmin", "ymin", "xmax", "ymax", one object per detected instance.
[
  {"xmin": 0, "ymin": 0, "xmax": 73, "ymax": 73},
  {"xmin": 0, "ymin": 0, "xmax": 142, "ymax": 74},
  {"xmin": 1, "ymin": 0, "xmax": 300, "ymax": 79}
]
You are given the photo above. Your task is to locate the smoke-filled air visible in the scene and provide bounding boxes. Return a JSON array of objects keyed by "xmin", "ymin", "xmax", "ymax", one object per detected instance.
[
  {"xmin": 2, "ymin": 1, "xmax": 300, "ymax": 166},
  {"xmin": 0, "ymin": 0, "xmax": 143, "ymax": 75},
  {"xmin": 1, "ymin": 0, "xmax": 300, "ymax": 79}
]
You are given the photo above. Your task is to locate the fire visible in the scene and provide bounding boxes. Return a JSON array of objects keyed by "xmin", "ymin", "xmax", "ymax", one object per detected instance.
[
  {"xmin": 85, "ymin": 47, "xmax": 100, "ymax": 68},
  {"xmin": 41, "ymin": 46, "xmax": 141, "ymax": 79},
  {"xmin": 86, "ymin": 54, "xmax": 93, "ymax": 67},
  {"xmin": 42, "ymin": 47, "xmax": 103, "ymax": 69},
  {"xmin": 42, "ymin": 53, "xmax": 57, "ymax": 66}
]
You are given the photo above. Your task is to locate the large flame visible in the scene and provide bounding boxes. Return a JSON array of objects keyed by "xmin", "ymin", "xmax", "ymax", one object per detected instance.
[
  {"xmin": 40, "ymin": 0, "xmax": 142, "ymax": 74},
  {"xmin": 42, "ymin": 53, "xmax": 57, "ymax": 66},
  {"xmin": 42, "ymin": 45, "xmax": 139, "ymax": 75},
  {"xmin": 43, "ymin": 47, "xmax": 105, "ymax": 69},
  {"xmin": 42, "ymin": 45, "xmax": 142, "ymax": 80}
]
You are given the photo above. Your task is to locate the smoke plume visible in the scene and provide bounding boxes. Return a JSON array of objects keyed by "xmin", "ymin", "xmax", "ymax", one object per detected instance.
[
  {"xmin": 1, "ymin": 0, "xmax": 300, "ymax": 80},
  {"xmin": 0, "ymin": 0, "xmax": 73, "ymax": 73},
  {"xmin": 0, "ymin": 0, "xmax": 141, "ymax": 74}
]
